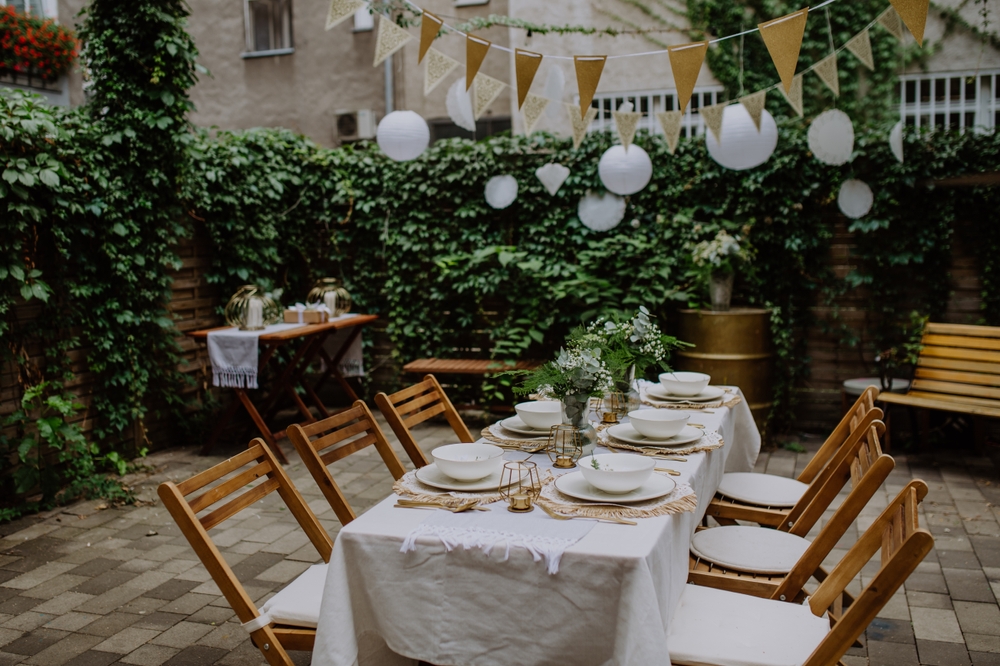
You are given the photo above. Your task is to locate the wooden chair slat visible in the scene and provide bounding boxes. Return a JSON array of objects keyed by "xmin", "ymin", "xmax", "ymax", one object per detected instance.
[
  {"xmin": 911, "ymin": 379, "xmax": 1000, "ymax": 400},
  {"xmin": 389, "ymin": 378, "xmax": 437, "ymax": 402},
  {"xmin": 200, "ymin": 478, "xmax": 279, "ymax": 531},
  {"xmin": 925, "ymin": 322, "xmax": 1000, "ymax": 339},
  {"xmin": 319, "ymin": 433, "xmax": 377, "ymax": 466},
  {"xmin": 920, "ymin": 345, "xmax": 1000, "ymax": 364},
  {"xmin": 921, "ymin": 334, "xmax": 1000, "ymax": 352},
  {"xmin": 188, "ymin": 461, "xmax": 273, "ymax": 514},
  {"xmin": 918, "ymin": 355, "xmax": 1000, "ymax": 375},
  {"xmin": 395, "ymin": 389, "xmax": 442, "ymax": 416},
  {"xmin": 914, "ymin": 367, "xmax": 1000, "ymax": 386},
  {"xmin": 176, "ymin": 445, "xmax": 265, "ymax": 495},
  {"xmin": 403, "ymin": 401, "xmax": 447, "ymax": 428},
  {"xmin": 310, "ymin": 417, "xmax": 372, "ymax": 452},
  {"xmin": 298, "ymin": 403, "xmax": 366, "ymax": 437}
]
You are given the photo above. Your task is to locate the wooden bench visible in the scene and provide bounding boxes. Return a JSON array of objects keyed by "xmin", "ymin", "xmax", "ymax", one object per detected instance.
[
  {"xmin": 878, "ymin": 322, "xmax": 1000, "ymax": 448},
  {"xmin": 402, "ymin": 358, "xmax": 541, "ymax": 375}
]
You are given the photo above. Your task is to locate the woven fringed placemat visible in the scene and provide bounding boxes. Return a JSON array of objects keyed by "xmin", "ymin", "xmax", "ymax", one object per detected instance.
[
  {"xmin": 640, "ymin": 390, "xmax": 742, "ymax": 411},
  {"xmin": 393, "ymin": 470, "xmax": 507, "ymax": 507},
  {"xmin": 481, "ymin": 423, "xmax": 549, "ymax": 453},
  {"xmin": 538, "ymin": 473, "xmax": 697, "ymax": 520},
  {"xmin": 598, "ymin": 429, "xmax": 725, "ymax": 456}
]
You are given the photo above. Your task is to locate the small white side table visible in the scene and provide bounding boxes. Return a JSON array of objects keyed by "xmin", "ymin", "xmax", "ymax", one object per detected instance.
[{"xmin": 841, "ymin": 377, "xmax": 911, "ymax": 414}]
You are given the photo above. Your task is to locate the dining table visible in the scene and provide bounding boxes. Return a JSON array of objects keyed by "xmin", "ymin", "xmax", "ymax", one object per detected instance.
[{"xmin": 310, "ymin": 384, "xmax": 761, "ymax": 666}]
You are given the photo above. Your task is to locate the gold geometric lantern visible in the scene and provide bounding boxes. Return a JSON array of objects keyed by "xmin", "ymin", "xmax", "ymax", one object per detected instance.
[
  {"xmin": 306, "ymin": 278, "xmax": 352, "ymax": 317},
  {"xmin": 547, "ymin": 424, "xmax": 584, "ymax": 468},
  {"xmin": 600, "ymin": 392, "xmax": 629, "ymax": 424},
  {"xmin": 498, "ymin": 460, "xmax": 542, "ymax": 513},
  {"xmin": 224, "ymin": 285, "xmax": 281, "ymax": 331}
]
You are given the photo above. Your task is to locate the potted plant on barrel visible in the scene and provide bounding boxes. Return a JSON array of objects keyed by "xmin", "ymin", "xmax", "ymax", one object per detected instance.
[{"xmin": 690, "ymin": 230, "xmax": 752, "ymax": 312}]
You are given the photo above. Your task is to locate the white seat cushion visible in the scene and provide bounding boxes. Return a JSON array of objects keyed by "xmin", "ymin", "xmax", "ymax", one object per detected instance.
[
  {"xmin": 668, "ymin": 584, "xmax": 829, "ymax": 666},
  {"xmin": 258, "ymin": 562, "xmax": 327, "ymax": 628},
  {"xmin": 690, "ymin": 526, "xmax": 810, "ymax": 574},
  {"xmin": 716, "ymin": 472, "xmax": 808, "ymax": 508}
]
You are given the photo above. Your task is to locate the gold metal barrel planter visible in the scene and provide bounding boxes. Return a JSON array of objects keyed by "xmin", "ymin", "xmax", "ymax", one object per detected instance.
[{"xmin": 676, "ymin": 308, "xmax": 774, "ymax": 429}]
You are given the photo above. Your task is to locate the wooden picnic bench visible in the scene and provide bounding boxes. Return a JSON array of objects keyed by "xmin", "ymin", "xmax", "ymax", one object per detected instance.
[
  {"xmin": 402, "ymin": 358, "xmax": 541, "ymax": 375},
  {"xmin": 878, "ymin": 322, "xmax": 1000, "ymax": 448}
]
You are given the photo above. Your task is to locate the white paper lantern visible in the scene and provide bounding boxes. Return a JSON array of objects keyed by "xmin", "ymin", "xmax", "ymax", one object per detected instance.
[
  {"xmin": 578, "ymin": 191, "xmax": 626, "ymax": 232},
  {"xmin": 837, "ymin": 179, "xmax": 873, "ymax": 219},
  {"xmin": 485, "ymin": 175, "xmax": 518, "ymax": 209},
  {"xmin": 446, "ymin": 79, "xmax": 476, "ymax": 132},
  {"xmin": 889, "ymin": 121, "xmax": 904, "ymax": 163},
  {"xmin": 535, "ymin": 163, "xmax": 570, "ymax": 196},
  {"xmin": 598, "ymin": 145, "xmax": 652, "ymax": 196},
  {"xmin": 376, "ymin": 111, "xmax": 429, "ymax": 162},
  {"xmin": 808, "ymin": 109, "xmax": 855, "ymax": 165},
  {"xmin": 705, "ymin": 105, "xmax": 778, "ymax": 171}
]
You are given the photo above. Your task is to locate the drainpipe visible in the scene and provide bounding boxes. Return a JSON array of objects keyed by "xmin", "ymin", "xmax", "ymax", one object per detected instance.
[{"xmin": 384, "ymin": 56, "xmax": 394, "ymax": 114}]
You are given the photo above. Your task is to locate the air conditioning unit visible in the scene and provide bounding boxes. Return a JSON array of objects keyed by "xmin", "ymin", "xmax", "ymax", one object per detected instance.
[{"xmin": 335, "ymin": 109, "xmax": 376, "ymax": 142}]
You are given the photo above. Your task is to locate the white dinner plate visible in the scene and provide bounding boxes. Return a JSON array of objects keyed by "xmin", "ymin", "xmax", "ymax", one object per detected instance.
[
  {"xmin": 645, "ymin": 385, "xmax": 726, "ymax": 402},
  {"xmin": 608, "ymin": 424, "xmax": 703, "ymax": 447},
  {"xmin": 555, "ymin": 471, "xmax": 676, "ymax": 503},
  {"xmin": 499, "ymin": 416, "xmax": 552, "ymax": 436},
  {"xmin": 415, "ymin": 463, "xmax": 515, "ymax": 492}
]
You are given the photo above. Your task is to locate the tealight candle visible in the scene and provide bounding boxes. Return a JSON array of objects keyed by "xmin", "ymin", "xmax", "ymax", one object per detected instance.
[{"xmin": 246, "ymin": 299, "xmax": 264, "ymax": 329}]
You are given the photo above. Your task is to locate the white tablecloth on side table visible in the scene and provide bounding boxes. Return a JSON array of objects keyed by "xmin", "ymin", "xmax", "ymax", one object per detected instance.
[{"xmin": 311, "ymin": 388, "xmax": 761, "ymax": 666}]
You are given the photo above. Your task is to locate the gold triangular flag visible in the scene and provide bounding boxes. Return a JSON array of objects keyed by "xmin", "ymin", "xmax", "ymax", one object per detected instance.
[
  {"xmin": 739, "ymin": 90, "xmax": 767, "ymax": 130},
  {"xmin": 326, "ymin": 0, "xmax": 365, "ymax": 30},
  {"xmin": 889, "ymin": 0, "xmax": 929, "ymax": 46},
  {"xmin": 515, "ymin": 49, "xmax": 543, "ymax": 110},
  {"xmin": 779, "ymin": 73, "xmax": 804, "ymax": 117},
  {"xmin": 656, "ymin": 110, "xmax": 683, "ymax": 154},
  {"xmin": 813, "ymin": 52, "xmax": 840, "ymax": 97},
  {"xmin": 668, "ymin": 41, "xmax": 708, "ymax": 114},
  {"xmin": 466, "ymin": 34, "xmax": 491, "ymax": 90},
  {"xmin": 373, "ymin": 16, "xmax": 412, "ymax": 67},
  {"xmin": 613, "ymin": 109, "xmax": 642, "ymax": 150},
  {"xmin": 877, "ymin": 6, "xmax": 904, "ymax": 40},
  {"xmin": 522, "ymin": 93, "xmax": 549, "ymax": 133},
  {"xmin": 758, "ymin": 8, "xmax": 809, "ymax": 94},
  {"xmin": 574, "ymin": 55, "xmax": 606, "ymax": 118},
  {"xmin": 418, "ymin": 11, "xmax": 443, "ymax": 64},
  {"xmin": 566, "ymin": 103, "xmax": 598, "ymax": 149},
  {"xmin": 845, "ymin": 29, "xmax": 875, "ymax": 70},
  {"xmin": 472, "ymin": 73, "xmax": 506, "ymax": 120},
  {"xmin": 700, "ymin": 102, "xmax": 727, "ymax": 143},
  {"xmin": 424, "ymin": 47, "xmax": 459, "ymax": 96}
]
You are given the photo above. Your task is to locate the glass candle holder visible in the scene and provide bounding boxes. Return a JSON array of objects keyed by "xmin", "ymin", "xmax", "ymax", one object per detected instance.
[
  {"xmin": 600, "ymin": 392, "xmax": 629, "ymax": 424},
  {"xmin": 498, "ymin": 461, "xmax": 542, "ymax": 513},
  {"xmin": 547, "ymin": 424, "xmax": 584, "ymax": 469}
]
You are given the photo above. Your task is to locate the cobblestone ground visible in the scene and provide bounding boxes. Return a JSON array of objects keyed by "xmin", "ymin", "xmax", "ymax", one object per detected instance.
[{"xmin": 0, "ymin": 419, "xmax": 997, "ymax": 666}]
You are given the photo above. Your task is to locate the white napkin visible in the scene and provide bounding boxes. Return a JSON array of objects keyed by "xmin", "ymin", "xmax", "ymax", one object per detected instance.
[
  {"xmin": 207, "ymin": 324, "xmax": 302, "ymax": 388},
  {"xmin": 400, "ymin": 504, "xmax": 596, "ymax": 575},
  {"xmin": 322, "ymin": 314, "xmax": 365, "ymax": 378}
]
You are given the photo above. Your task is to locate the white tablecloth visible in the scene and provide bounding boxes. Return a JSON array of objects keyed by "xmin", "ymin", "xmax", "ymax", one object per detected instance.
[{"xmin": 311, "ymin": 388, "xmax": 761, "ymax": 666}]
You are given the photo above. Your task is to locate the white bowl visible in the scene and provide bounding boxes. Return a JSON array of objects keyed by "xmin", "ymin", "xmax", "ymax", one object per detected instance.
[
  {"xmin": 659, "ymin": 371, "xmax": 711, "ymax": 397},
  {"xmin": 432, "ymin": 443, "xmax": 505, "ymax": 481},
  {"xmin": 515, "ymin": 401, "xmax": 562, "ymax": 430},
  {"xmin": 628, "ymin": 409, "xmax": 690, "ymax": 439},
  {"xmin": 578, "ymin": 454, "xmax": 655, "ymax": 494}
]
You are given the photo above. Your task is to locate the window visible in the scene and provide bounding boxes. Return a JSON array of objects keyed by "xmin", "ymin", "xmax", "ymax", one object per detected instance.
[
  {"xmin": 243, "ymin": 0, "xmax": 293, "ymax": 57},
  {"xmin": 588, "ymin": 87, "xmax": 726, "ymax": 138},
  {"xmin": 899, "ymin": 70, "xmax": 999, "ymax": 132},
  {"xmin": 352, "ymin": 7, "xmax": 373, "ymax": 32}
]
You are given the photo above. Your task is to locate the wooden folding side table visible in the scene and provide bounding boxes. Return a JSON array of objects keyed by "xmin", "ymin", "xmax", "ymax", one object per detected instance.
[{"xmin": 189, "ymin": 314, "xmax": 378, "ymax": 463}]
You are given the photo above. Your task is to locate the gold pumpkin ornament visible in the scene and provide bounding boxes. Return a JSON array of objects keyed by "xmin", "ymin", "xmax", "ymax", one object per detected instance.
[
  {"xmin": 306, "ymin": 278, "xmax": 352, "ymax": 317},
  {"xmin": 224, "ymin": 285, "xmax": 282, "ymax": 331}
]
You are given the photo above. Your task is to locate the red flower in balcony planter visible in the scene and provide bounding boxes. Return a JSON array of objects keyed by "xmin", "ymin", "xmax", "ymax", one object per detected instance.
[{"xmin": 0, "ymin": 8, "xmax": 77, "ymax": 83}]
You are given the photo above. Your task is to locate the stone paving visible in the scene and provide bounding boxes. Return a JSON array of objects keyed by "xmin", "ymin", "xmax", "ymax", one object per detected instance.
[{"xmin": 0, "ymin": 417, "xmax": 996, "ymax": 666}]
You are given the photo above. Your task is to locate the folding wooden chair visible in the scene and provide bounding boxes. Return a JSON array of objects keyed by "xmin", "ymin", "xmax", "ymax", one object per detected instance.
[
  {"xmin": 158, "ymin": 440, "xmax": 333, "ymax": 666},
  {"xmin": 706, "ymin": 386, "xmax": 882, "ymax": 528},
  {"xmin": 669, "ymin": 480, "xmax": 933, "ymax": 666},
  {"xmin": 374, "ymin": 374, "xmax": 473, "ymax": 468},
  {"xmin": 689, "ymin": 422, "xmax": 895, "ymax": 600},
  {"xmin": 287, "ymin": 400, "xmax": 406, "ymax": 526}
]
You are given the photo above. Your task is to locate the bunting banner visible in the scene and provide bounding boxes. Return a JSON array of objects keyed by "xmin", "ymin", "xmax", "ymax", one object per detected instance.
[
  {"xmin": 877, "ymin": 6, "xmax": 904, "ymax": 40},
  {"xmin": 522, "ymin": 93, "xmax": 549, "ymax": 133},
  {"xmin": 814, "ymin": 53, "xmax": 840, "ymax": 97},
  {"xmin": 656, "ymin": 110, "xmax": 683, "ymax": 154},
  {"xmin": 780, "ymin": 73, "xmax": 804, "ymax": 117},
  {"xmin": 424, "ymin": 47, "xmax": 459, "ymax": 96},
  {"xmin": 466, "ymin": 34, "xmax": 492, "ymax": 90},
  {"xmin": 574, "ymin": 55, "xmax": 607, "ymax": 118},
  {"xmin": 845, "ymin": 29, "xmax": 875, "ymax": 70},
  {"xmin": 566, "ymin": 103, "xmax": 598, "ymax": 149},
  {"xmin": 668, "ymin": 41, "xmax": 708, "ymax": 114},
  {"xmin": 758, "ymin": 8, "xmax": 809, "ymax": 94},
  {"xmin": 889, "ymin": 0, "xmax": 929, "ymax": 46},
  {"xmin": 326, "ymin": 0, "xmax": 365, "ymax": 31},
  {"xmin": 700, "ymin": 102, "xmax": 727, "ymax": 143},
  {"xmin": 739, "ymin": 90, "xmax": 767, "ymax": 130},
  {"xmin": 515, "ymin": 49, "xmax": 544, "ymax": 110},
  {"xmin": 418, "ymin": 11, "xmax": 443, "ymax": 63},
  {"xmin": 473, "ymin": 73, "xmax": 506, "ymax": 120},
  {"xmin": 373, "ymin": 16, "xmax": 412, "ymax": 67},
  {"xmin": 613, "ymin": 109, "xmax": 642, "ymax": 149}
]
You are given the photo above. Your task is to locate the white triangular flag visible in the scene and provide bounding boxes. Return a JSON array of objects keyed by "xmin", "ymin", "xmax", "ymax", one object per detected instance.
[
  {"xmin": 522, "ymin": 93, "xmax": 549, "ymax": 133},
  {"xmin": 612, "ymin": 102, "xmax": 642, "ymax": 150},
  {"xmin": 813, "ymin": 53, "xmax": 840, "ymax": 97},
  {"xmin": 739, "ymin": 90, "xmax": 767, "ymax": 131},
  {"xmin": 845, "ymin": 29, "xmax": 875, "ymax": 71},
  {"xmin": 424, "ymin": 48, "xmax": 459, "ymax": 96},
  {"xmin": 779, "ymin": 74, "xmax": 804, "ymax": 117},
  {"xmin": 566, "ymin": 103, "xmax": 598, "ymax": 149},
  {"xmin": 877, "ymin": 6, "xmax": 904, "ymax": 40},
  {"xmin": 699, "ymin": 102, "xmax": 727, "ymax": 143},
  {"xmin": 656, "ymin": 110, "xmax": 683, "ymax": 154},
  {"xmin": 326, "ymin": 0, "xmax": 365, "ymax": 30},
  {"xmin": 373, "ymin": 16, "xmax": 412, "ymax": 67},
  {"xmin": 472, "ymin": 73, "xmax": 506, "ymax": 120}
]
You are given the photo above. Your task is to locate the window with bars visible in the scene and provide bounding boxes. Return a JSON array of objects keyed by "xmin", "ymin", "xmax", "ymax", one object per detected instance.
[
  {"xmin": 588, "ymin": 87, "xmax": 726, "ymax": 138},
  {"xmin": 0, "ymin": 0, "xmax": 55, "ymax": 18},
  {"xmin": 899, "ymin": 70, "xmax": 999, "ymax": 132},
  {"xmin": 243, "ymin": 0, "xmax": 293, "ymax": 56}
]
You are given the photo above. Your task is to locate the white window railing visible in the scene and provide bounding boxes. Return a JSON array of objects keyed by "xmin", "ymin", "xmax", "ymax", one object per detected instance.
[
  {"xmin": 899, "ymin": 69, "xmax": 999, "ymax": 132},
  {"xmin": 587, "ymin": 86, "xmax": 726, "ymax": 138}
]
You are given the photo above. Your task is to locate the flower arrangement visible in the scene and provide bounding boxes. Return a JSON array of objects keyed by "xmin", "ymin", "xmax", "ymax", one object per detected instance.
[
  {"xmin": 0, "ymin": 7, "xmax": 78, "ymax": 83},
  {"xmin": 513, "ymin": 346, "xmax": 614, "ymax": 401},
  {"xmin": 570, "ymin": 307, "xmax": 689, "ymax": 383},
  {"xmin": 690, "ymin": 230, "xmax": 750, "ymax": 277}
]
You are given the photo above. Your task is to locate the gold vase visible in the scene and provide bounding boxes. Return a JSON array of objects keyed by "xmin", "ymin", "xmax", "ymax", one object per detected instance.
[
  {"xmin": 306, "ymin": 278, "xmax": 352, "ymax": 316},
  {"xmin": 224, "ymin": 285, "xmax": 282, "ymax": 331}
]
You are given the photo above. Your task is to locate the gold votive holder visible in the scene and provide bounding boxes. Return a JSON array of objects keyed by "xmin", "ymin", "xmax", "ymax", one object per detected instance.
[
  {"xmin": 600, "ymin": 392, "xmax": 629, "ymax": 424},
  {"xmin": 498, "ymin": 461, "xmax": 541, "ymax": 513},
  {"xmin": 547, "ymin": 424, "xmax": 584, "ymax": 469}
]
